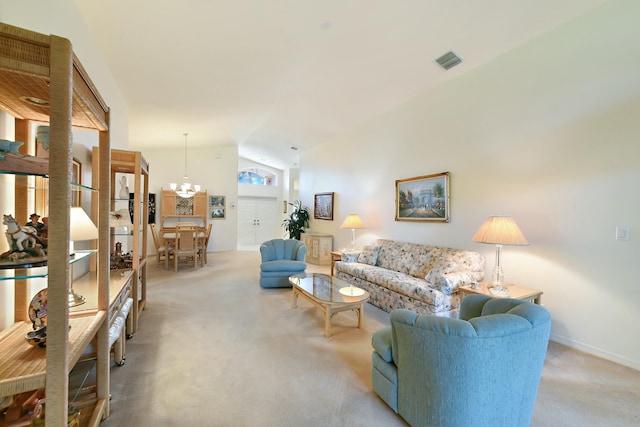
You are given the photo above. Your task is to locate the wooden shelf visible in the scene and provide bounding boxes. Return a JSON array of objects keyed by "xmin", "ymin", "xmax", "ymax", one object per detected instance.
[
  {"xmin": 0, "ymin": 312, "xmax": 105, "ymax": 397},
  {"xmin": 0, "ymin": 152, "xmax": 48, "ymax": 176}
]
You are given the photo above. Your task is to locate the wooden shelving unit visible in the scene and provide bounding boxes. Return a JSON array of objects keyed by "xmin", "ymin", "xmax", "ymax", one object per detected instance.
[
  {"xmin": 0, "ymin": 22, "xmax": 111, "ymax": 424},
  {"xmin": 92, "ymin": 148, "xmax": 149, "ymax": 333}
]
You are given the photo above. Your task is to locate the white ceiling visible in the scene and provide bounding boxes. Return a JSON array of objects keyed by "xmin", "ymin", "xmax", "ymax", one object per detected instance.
[{"xmin": 75, "ymin": 0, "xmax": 610, "ymax": 170}]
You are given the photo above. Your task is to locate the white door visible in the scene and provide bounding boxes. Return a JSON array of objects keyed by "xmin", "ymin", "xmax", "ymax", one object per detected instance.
[{"xmin": 238, "ymin": 197, "xmax": 278, "ymax": 246}]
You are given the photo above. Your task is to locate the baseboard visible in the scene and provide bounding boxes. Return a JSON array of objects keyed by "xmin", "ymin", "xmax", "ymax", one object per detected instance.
[{"xmin": 550, "ymin": 334, "xmax": 639, "ymax": 371}]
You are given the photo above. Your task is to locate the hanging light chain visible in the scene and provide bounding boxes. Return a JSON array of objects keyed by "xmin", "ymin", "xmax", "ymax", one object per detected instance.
[{"xmin": 183, "ymin": 132, "xmax": 189, "ymax": 180}]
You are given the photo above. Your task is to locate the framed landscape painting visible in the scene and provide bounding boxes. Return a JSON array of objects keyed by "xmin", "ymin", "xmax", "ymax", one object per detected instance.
[
  {"xmin": 210, "ymin": 195, "xmax": 226, "ymax": 220},
  {"xmin": 395, "ymin": 172, "xmax": 450, "ymax": 222},
  {"xmin": 314, "ymin": 192, "xmax": 334, "ymax": 220}
]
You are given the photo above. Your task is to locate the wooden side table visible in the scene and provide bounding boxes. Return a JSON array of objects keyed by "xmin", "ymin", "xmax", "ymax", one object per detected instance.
[
  {"xmin": 330, "ymin": 251, "xmax": 342, "ymax": 276},
  {"xmin": 458, "ymin": 282, "xmax": 543, "ymax": 304}
]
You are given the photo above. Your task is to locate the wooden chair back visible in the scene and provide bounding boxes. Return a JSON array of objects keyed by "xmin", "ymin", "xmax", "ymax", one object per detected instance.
[
  {"xmin": 174, "ymin": 223, "xmax": 200, "ymax": 271},
  {"xmin": 200, "ymin": 223, "xmax": 213, "ymax": 264},
  {"xmin": 150, "ymin": 223, "xmax": 168, "ymax": 265}
]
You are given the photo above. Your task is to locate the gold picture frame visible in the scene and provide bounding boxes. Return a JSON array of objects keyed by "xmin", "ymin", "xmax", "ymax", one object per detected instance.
[{"xmin": 395, "ymin": 172, "xmax": 450, "ymax": 222}]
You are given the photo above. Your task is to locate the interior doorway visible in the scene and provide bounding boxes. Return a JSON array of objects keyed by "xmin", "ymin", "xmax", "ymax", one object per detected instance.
[{"xmin": 237, "ymin": 197, "xmax": 278, "ymax": 250}]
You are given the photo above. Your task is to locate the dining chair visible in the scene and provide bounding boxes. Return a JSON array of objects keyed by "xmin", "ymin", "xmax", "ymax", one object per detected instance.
[
  {"xmin": 150, "ymin": 223, "xmax": 172, "ymax": 266},
  {"xmin": 199, "ymin": 223, "xmax": 212, "ymax": 264},
  {"xmin": 174, "ymin": 223, "xmax": 201, "ymax": 271}
]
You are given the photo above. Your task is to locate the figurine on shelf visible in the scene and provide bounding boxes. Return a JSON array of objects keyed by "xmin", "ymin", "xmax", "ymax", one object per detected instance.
[
  {"xmin": 4, "ymin": 214, "xmax": 38, "ymax": 252},
  {"xmin": 25, "ymin": 213, "xmax": 44, "ymax": 232},
  {"xmin": 0, "ymin": 138, "xmax": 24, "ymax": 153},
  {"xmin": 119, "ymin": 175, "xmax": 129, "ymax": 199}
]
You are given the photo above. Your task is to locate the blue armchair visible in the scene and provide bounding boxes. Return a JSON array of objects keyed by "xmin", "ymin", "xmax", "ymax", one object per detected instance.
[
  {"xmin": 372, "ymin": 294, "xmax": 551, "ymax": 427},
  {"xmin": 259, "ymin": 239, "xmax": 307, "ymax": 288}
]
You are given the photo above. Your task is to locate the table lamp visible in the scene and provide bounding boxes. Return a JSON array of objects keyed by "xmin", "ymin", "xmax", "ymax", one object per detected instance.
[
  {"xmin": 472, "ymin": 215, "xmax": 528, "ymax": 296},
  {"xmin": 69, "ymin": 207, "xmax": 99, "ymax": 306},
  {"xmin": 340, "ymin": 214, "xmax": 365, "ymax": 249}
]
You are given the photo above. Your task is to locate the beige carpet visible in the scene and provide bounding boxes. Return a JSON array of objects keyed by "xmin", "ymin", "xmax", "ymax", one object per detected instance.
[{"xmin": 97, "ymin": 251, "xmax": 640, "ymax": 426}]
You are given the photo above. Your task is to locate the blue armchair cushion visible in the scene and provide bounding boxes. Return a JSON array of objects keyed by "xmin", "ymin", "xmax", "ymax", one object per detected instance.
[{"xmin": 260, "ymin": 260, "xmax": 307, "ymax": 272}]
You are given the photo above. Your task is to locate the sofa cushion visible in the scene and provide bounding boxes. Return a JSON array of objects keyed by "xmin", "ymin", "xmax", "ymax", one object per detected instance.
[
  {"xmin": 358, "ymin": 245, "xmax": 381, "ymax": 265},
  {"xmin": 359, "ymin": 267, "xmax": 445, "ymax": 307},
  {"xmin": 376, "ymin": 240, "xmax": 438, "ymax": 277},
  {"xmin": 425, "ymin": 258, "xmax": 460, "ymax": 283}
]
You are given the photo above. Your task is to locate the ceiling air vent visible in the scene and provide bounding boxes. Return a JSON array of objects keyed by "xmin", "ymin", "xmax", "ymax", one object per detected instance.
[{"xmin": 435, "ymin": 51, "xmax": 462, "ymax": 70}]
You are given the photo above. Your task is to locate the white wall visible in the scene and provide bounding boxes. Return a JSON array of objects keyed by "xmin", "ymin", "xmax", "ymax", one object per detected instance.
[
  {"xmin": 300, "ymin": 0, "xmax": 640, "ymax": 370},
  {"xmin": 137, "ymin": 145, "xmax": 239, "ymax": 252}
]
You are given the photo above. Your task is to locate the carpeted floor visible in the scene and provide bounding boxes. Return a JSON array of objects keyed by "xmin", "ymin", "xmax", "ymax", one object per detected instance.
[{"xmin": 96, "ymin": 250, "xmax": 640, "ymax": 426}]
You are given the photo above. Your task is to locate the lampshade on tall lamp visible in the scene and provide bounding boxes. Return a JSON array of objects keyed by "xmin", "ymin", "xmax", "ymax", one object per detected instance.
[
  {"xmin": 69, "ymin": 207, "xmax": 99, "ymax": 306},
  {"xmin": 472, "ymin": 215, "xmax": 528, "ymax": 296},
  {"xmin": 340, "ymin": 214, "xmax": 365, "ymax": 249}
]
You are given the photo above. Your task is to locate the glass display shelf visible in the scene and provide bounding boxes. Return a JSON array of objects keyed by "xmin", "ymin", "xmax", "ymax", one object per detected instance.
[
  {"xmin": 0, "ymin": 152, "xmax": 96, "ymax": 191},
  {"xmin": 0, "ymin": 250, "xmax": 97, "ymax": 278}
]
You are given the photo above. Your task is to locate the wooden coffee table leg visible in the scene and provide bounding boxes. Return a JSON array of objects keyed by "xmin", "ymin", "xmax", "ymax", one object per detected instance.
[
  {"xmin": 357, "ymin": 304, "xmax": 364, "ymax": 329},
  {"xmin": 292, "ymin": 288, "xmax": 298, "ymax": 308},
  {"xmin": 325, "ymin": 305, "xmax": 332, "ymax": 337}
]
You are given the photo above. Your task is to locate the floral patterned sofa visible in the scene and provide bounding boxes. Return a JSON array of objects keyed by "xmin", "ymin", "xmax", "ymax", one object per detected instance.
[{"xmin": 334, "ymin": 239, "xmax": 485, "ymax": 317}]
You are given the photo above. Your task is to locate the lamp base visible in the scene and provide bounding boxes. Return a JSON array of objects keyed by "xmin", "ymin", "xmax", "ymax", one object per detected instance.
[
  {"xmin": 488, "ymin": 284, "xmax": 511, "ymax": 297},
  {"xmin": 68, "ymin": 289, "xmax": 86, "ymax": 307}
]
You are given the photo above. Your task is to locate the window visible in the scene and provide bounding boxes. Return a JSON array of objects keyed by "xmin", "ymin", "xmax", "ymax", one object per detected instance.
[{"xmin": 237, "ymin": 168, "xmax": 277, "ymax": 186}]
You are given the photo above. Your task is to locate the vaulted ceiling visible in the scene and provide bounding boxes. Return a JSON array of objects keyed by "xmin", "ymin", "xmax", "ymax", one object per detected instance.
[{"xmin": 75, "ymin": 0, "xmax": 610, "ymax": 170}]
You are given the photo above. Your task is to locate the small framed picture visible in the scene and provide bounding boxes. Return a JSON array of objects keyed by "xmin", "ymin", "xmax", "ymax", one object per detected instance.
[
  {"xmin": 395, "ymin": 172, "xmax": 450, "ymax": 222},
  {"xmin": 210, "ymin": 207, "xmax": 225, "ymax": 220},
  {"xmin": 210, "ymin": 195, "xmax": 226, "ymax": 207},
  {"xmin": 209, "ymin": 195, "xmax": 226, "ymax": 220},
  {"xmin": 314, "ymin": 192, "xmax": 334, "ymax": 220}
]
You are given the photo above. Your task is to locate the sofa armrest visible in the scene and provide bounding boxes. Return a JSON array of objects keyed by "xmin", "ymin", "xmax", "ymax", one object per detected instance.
[
  {"xmin": 372, "ymin": 326, "xmax": 393, "ymax": 362},
  {"xmin": 431, "ymin": 271, "xmax": 473, "ymax": 295}
]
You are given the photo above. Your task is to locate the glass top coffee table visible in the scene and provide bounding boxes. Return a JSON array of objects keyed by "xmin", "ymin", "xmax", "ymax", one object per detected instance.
[{"xmin": 289, "ymin": 273, "xmax": 370, "ymax": 337}]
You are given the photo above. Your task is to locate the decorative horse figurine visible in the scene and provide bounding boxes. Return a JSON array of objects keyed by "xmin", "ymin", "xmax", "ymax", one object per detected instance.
[{"xmin": 3, "ymin": 214, "xmax": 38, "ymax": 252}]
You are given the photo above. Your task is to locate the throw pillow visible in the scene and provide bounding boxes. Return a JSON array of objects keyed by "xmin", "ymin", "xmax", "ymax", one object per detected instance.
[
  {"xmin": 340, "ymin": 250, "xmax": 360, "ymax": 262},
  {"xmin": 358, "ymin": 245, "xmax": 380, "ymax": 266}
]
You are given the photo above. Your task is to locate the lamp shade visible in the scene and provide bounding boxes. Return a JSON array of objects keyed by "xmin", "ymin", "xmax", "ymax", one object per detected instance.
[
  {"xmin": 340, "ymin": 214, "xmax": 365, "ymax": 229},
  {"xmin": 472, "ymin": 216, "xmax": 528, "ymax": 246},
  {"xmin": 70, "ymin": 207, "xmax": 98, "ymax": 241}
]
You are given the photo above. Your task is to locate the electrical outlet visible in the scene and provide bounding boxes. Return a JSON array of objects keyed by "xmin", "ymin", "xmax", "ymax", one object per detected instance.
[{"xmin": 615, "ymin": 226, "xmax": 630, "ymax": 241}]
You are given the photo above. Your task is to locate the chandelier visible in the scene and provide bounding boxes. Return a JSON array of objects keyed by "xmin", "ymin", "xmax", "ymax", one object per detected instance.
[{"xmin": 170, "ymin": 133, "xmax": 201, "ymax": 198}]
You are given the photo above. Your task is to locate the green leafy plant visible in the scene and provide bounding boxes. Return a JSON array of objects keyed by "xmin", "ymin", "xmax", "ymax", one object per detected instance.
[{"xmin": 282, "ymin": 199, "xmax": 310, "ymax": 240}]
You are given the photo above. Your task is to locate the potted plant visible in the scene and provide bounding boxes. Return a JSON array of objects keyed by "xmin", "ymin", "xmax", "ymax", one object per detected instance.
[{"xmin": 282, "ymin": 199, "xmax": 310, "ymax": 240}]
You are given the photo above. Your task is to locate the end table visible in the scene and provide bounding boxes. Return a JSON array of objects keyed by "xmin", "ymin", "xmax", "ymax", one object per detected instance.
[
  {"xmin": 458, "ymin": 282, "xmax": 543, "ymax": 305},
  {"xmin": 330, "ymin": 251, "xmax": 342, "ymax": 276}
]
